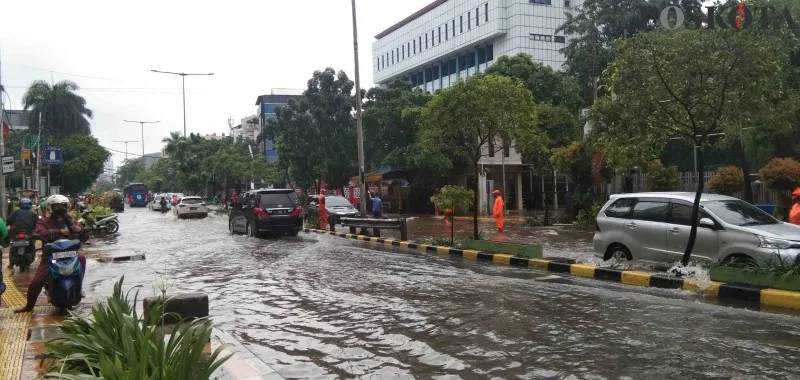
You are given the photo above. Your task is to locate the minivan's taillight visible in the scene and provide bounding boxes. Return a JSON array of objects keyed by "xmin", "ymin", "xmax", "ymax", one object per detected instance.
[
  {"xmin": 254, "ymin": 208, "xmax": 270, "ymax": 218},
  {"xmin": 595, "ymin": 220, "xmax": 601, "ymax": 232},
  {"xmin": 290, "ymin": 206, "xmax": 303, "ymax": 216},
  {"xmin": 17, "ymin": 233, "xmax": 25, "ymax": 239}
]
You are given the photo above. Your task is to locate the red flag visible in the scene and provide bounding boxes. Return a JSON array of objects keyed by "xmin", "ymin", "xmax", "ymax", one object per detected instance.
[{"xmin": 1, "ymin": 118, "xmax": 9, "ymax": 139}]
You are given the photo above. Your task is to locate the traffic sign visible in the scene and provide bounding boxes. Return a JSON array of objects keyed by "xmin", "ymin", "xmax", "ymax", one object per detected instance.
[
  {"xmin": 43, "ymin": 146, "xmax": 62, "ymax": 165},
  {"xmin": 2, "ymin": 155, "xmax": 14, "ymax": 174},
  {"xmin": 23, "ymin": 135, "xmax": 44, "ymax": 149}
]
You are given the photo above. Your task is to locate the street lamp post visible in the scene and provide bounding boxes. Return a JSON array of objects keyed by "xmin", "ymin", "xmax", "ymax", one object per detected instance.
[
  {"xmin": 351, "ymin": 0, "xmax": 368, "ymax": 217},
  {"xmin": 123, "ymin": 120, "xmax": 160, "ymax": 158},
  {"xmin": 150, "ymin": 70, "xmax": 214, "ymax": 137},
  {"xmin": 113, "ymin": 140, "xmax": 139, "ymax": 161}
]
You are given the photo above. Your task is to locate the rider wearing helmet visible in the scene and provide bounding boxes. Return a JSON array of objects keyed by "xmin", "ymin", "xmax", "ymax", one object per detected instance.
[
  {"xmin": 14, "ymin": 194, "xmax": 88, "ymax": 313},
  {"xmin": 6, "ymin": 198, "xmax": 39, "ymax": 268}
]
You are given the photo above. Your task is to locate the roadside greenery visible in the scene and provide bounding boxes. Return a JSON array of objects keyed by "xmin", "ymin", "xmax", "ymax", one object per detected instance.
[
  {"xmin": 707, "ymin": 166, "xmax": 744, "ymax": 196},
  {"xmin": 430, "ymin": 185, "xmax": 474, "ymax": 244},
  {"xmin": 43, "ymin": 277, "xmax": 230, "ymax": 379}
]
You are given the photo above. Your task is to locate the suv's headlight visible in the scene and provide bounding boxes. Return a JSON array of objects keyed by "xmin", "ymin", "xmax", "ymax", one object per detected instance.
[{"xmin": 758, "ymin": 235, "xmax": 792, "ymax": 249}]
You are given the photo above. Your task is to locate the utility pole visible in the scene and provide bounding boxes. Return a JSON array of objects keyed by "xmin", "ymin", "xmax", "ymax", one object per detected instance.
[
  {"xmin": 0, "ymin": 50, "xmax": 5, "ymax": 218},
  {"xmin": 150, "ymin": 70, "xmax": 214, "ymax": 137},
  {"xmin": 123, "ymin": 120, "xmax": 160, "ymax": 158},
  {"xmin": 113, "ymin": 140, "xmax": 139, "ymax": 161},
  {"xmin": 351, "ymin": 0, "xmax": 368, "ymax": 217}
]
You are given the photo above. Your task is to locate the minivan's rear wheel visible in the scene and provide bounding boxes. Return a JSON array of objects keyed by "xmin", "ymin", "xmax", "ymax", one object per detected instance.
[
  {"xmin": 246, "ymin": 223, "xmax": 255, "ymax": 237},
  {"xmin": 604, "ymin": 245, "xmax": 633, "ymax": 261}
]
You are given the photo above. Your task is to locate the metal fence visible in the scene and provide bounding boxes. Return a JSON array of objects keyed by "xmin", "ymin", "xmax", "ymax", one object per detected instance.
[{"xmin": 622, "ymin": 171, "xmax": 783, "ymax": 204}]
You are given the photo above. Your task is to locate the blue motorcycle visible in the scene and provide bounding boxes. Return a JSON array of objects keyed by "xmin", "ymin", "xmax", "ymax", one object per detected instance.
[{"xmin": 43, "ymin": 239, "xmax": 83, "ymax": 312}]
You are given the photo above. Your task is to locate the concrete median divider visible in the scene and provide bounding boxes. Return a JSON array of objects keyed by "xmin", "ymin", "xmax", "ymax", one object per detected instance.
[
  {"xmin": 143, "ymin": 292, "xmax": 209, "ymax": 324},
  {"xmin": 303, "ymin": 228, "xmax": 800, "ymax": 312}
]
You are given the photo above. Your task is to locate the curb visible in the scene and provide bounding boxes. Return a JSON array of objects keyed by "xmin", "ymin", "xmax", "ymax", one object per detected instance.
[{"xmin": 303, "ymin": 228, "xmax": 800, "ymax": 312}]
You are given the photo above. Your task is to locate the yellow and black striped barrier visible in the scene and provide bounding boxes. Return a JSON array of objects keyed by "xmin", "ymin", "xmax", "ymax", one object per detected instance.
[{"xmin": 304, "ymin": 228, "xmax": 800, "ymax": 312}]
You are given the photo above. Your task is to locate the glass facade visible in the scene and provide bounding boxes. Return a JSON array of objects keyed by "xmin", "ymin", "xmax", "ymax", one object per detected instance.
[{"xmin": 407, "ymin": 44, "xmax": 494, "ymax": 90}]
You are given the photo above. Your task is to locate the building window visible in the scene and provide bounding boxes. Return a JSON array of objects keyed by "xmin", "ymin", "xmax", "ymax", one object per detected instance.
[
  {"xmin": 453, "ymin": 20, "xmax": 456, "ymax": 36},
  {"xmin": 485, "ymin": 3, "xmax": 489, "ymax": 21},
  {"xmin": 431, "ymin": 30, "xmax": 435, "ymax": 46},
  {"xmin": 419, "ymin": 36, "xmax": 422, "ymax": 51},
  {"xmin": 391, "ymin": 50, "xmax": 394, "ymax": 65},
  {"xmin": 531, "ymin": 34, "xmax": 553, "ymax": 42},
  {"xmin": 488, "ymin": 139, "xmax": 495, "ymax": 157},
  {"xmin": 529, "ymin": 0, "xmax": 552, "ymax": 4},
  {"xmin": 564, "ymin": 0, "xmax": 570, "ymax": 7},
  {"xmin": 397, "ymin": 48, "xmax": 399, "ymax": 61},
  {"xmin": 487, "ymin": 44, "xmax": 494, "ymax": 61},
  {"xmin": 468, "ymin": 11, "xmax": 471, "ymax": 29},
  {"xmin": 425, "ymin": 33, "xmax": 428, "ymax": 49},
  {"xmin": 402, "ymin": 45, "xmax": 405, "ymax": 59},
  {"xmin": 460, "ymin": 16, "xmax": 463, "ymax": 33},
  {"xmin": 413, "ymin": 39, "xmax": 416, "ymax": 54},
  {"xmin": 554, "ymin": 36, "xmax": 566, "ymax": 43},
  {"xmin": 476, "ymin": 7, "xmax": 479, "ymax": 26},
  {"xmin": 438, "ymin": 27, "xmax": 441, "ymax": 44},
  {"xmin": 377, "ymin": 58, "xmax": 380, "ymax": 71},
  {"xmin": 408, "ymin": 42, "xmax": 411, "ymax": 56},
  {"xmin": 445, "ymin": 23, "xmax": 449, "ymax": 40}
]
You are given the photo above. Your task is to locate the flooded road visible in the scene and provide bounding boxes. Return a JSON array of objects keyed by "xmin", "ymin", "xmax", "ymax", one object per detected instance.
[{"xmin": 82, "ymin": 208, "xmax": 800, "ymax": 379}]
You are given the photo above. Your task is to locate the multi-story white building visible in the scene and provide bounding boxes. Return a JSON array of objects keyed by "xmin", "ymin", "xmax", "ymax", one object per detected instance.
[{"xmin": 372, "ymin": 0, "xmax": 581, "ymax": 214}]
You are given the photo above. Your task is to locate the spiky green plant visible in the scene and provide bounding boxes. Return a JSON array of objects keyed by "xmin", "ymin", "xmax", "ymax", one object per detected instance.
[{"xmin": 43, "ymin": 276, "xmax": 230, "ymax": 379}]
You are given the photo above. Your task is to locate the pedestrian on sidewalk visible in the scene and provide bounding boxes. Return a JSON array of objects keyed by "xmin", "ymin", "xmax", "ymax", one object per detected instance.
[
  {"xmin": 492, "ymin": 190, "xmax": 505, "ymax": 233},
  {"xmin": 790, "ymin": 188, "xmax": 800, "ymax": 225},
  {"xmin": 371, "ymin": 192, "xmax": 383, "ymax": 218},
  {"xmin": 319, "ymin": 189, "xmax": 328, "ymax": 230}
]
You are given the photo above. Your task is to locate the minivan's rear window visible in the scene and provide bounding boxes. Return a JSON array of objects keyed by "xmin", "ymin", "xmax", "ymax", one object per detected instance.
[
  {"xmin": 182, "ymin": 198, "xmax": 203, "ymax": 204},
  {"xmin": 259, "ymin": 192, "xmax": 298, "ymax": 209},
  {"xmin": 631, "ymin": 201, "xmax": 668, "ymax": 223}
]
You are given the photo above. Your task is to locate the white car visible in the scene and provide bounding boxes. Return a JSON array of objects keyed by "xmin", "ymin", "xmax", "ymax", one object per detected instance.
[
  {"xmin": 174, "ymin": 196, "xmax": 208, "ymax": 219},
  {"xmin": 149, "ymin": 195, "xmax": 172, "ymax": 211}
]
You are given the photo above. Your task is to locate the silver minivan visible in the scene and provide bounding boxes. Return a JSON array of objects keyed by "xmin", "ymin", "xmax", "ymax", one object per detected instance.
[{"xmin": 593, "ymin": 192, "xmax": 800, "ymax": 266}]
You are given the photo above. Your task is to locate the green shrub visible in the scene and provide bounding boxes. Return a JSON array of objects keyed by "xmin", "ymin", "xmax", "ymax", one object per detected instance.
[
  {"xmin": 43, "ymin": 276, "xmax": 231, "ymax": 379},
  {"xmin": 759, "ymin": 157, "xmax": 800, "ymax": 192},
  {"xmin": 575, "ymin": 202, "xmax": 602, "ymax": 230},
  {"xmin": 645, "ymin": 160, "xmax": 678, "ymax": 191},
  {"xmin": 707, "ymin": 165, "xmax": 743, "ymax": 195}
]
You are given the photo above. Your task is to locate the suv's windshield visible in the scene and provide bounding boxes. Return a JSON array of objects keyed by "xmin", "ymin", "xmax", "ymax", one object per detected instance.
[
  {"xmin": 259, "ymin": 192, "xmax": 298, "ymax": 209},
  {"xmin": 703, "ymin": 200, "xmax": 778, "ymax": 226},
  {"xmin": 325, "ymin": 196, "xmax": 352, "ymax": 207}
]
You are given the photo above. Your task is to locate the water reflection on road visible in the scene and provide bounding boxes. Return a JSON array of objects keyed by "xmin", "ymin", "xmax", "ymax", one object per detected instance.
[{"xmin": 82, "ymin": 208, "xmax": 800, "ymax": 379}]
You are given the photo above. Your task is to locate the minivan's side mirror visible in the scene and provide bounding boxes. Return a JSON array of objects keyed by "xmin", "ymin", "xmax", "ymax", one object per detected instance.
[{"xmin": 699, "ymin": 218, "xmax": 715, "ymax": 229}]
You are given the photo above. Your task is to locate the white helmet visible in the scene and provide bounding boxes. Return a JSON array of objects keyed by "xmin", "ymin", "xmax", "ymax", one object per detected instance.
[{"xmin": 46, "ymin": 194, "xmax": 70, "ymax": 213}]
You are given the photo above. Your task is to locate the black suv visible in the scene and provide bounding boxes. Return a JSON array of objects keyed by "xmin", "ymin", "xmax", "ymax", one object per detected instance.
[{"xmin": 229, "ymin": 189, "xmax": 304, "ymax": 237}]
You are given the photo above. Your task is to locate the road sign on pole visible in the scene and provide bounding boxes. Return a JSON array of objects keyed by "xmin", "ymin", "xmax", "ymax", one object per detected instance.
[
  {"xmin": 23, "ymin": 135, "xmax": 44, "ymax": 149},
  {"xmin": 43, "ymin": 146, "xmax": 62, "ymax": 165},
  {"xmin": 2, "ymin": 155, "xmax": 14, "ymax": 174}
]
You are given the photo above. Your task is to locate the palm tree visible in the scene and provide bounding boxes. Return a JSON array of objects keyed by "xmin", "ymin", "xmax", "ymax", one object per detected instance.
[
  {"xmin": 22, "ymin": 80, "xmax": 93, "ymax": 138},
  {"xmin": 161, "ymin": 131, "xmax": 184, "ymax": 158}
]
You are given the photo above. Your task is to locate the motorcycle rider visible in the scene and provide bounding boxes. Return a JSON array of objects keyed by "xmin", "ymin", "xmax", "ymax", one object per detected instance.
[
  {"xmin": 15, "ymin": 194, "xmax": 88, "ymax": 314},
  {"xmin": 159, "ymin": 196, "xmax": 168, "ymax": 212},
  {"xmin": 6, "ymin": 198, "xmax": 39, "ymax": 268}
]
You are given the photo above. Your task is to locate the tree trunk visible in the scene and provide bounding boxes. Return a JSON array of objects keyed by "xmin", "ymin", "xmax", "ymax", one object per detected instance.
[
  {"xmin": 451, "ymin": 211, "xmax": 455, "ymax": 245},
  {"xmin": 681, "ymin": 146, "xmax": 705, "ymax": 266},
  {"xmin": 737, "ymin": 139, "xmax": 754, "ymax": 204},
  {"xmin": 473, "ymin": 162, "xmax": 480, "ymax": 240},
  {"xmin": 543, "ymin": 172, "xmax": 550, "ymax": 225}
]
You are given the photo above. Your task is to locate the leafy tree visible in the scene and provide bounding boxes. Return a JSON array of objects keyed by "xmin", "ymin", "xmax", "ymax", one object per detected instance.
[
  {"xmin": 430, "ymin": 185, "xmax": 474, "ymax": 245},
  {"xmin": 707, "ymin": 165, "xmax": 744, "ymax": 196},
  {"xmin": 115, "ymin": 157, "xmax": 145, "ymax": 188},
  {"xmin": 418, "ymin": 75, "xmax": 543, "ymax": 239},
  {"xmin": 557, "ymin": 0, "xmax": 704, "ymax": 104},
  {"xmin": 592, "ymin": 28, "xmax": 784, "ymax": 265},
  {"xmin": 22, "ymin": 80, "xmax": 93, "ymax": 139},
  {"xmin": 484, "ymin": 53, "xmax": 582, "ymax": 111},
  {"xmin": 59, "ymin": 135, "xmax": 110, "ymax": 194},
  {"xmin": 362, "ymin": 79, "xmax": 432, "ymax": 171}
]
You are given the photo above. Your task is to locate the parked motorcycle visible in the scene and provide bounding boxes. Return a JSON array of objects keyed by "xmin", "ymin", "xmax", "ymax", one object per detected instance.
[
  {"xmin": 79, "ymin": 211, "xmax": 120, "ymax": 235},
  {"xmin": 10, "ymin": 232, "xmax": 35, "ymax": 272},
  {"xmin": 42, "ymin": 239, "xmax": 83, "ymax": 313}
]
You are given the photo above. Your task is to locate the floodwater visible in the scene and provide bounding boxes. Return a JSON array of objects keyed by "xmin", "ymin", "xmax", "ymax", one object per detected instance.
[{"xmin": 80, "ymin": 208, "xmax": 800, "ymax": 379}]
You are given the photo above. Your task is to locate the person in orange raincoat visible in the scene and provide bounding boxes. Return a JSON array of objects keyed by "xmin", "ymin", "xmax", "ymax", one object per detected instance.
[
  {"xmin": 319, "ymin": 189, "xmax": 328, "ymax": 230},
  {"xmin": 789, "ymin": 188, "xmax": 800, "ymax": 225},
  {"xmin": 492, "ymin": 189, "xmax": 505, "ymax": 233}
]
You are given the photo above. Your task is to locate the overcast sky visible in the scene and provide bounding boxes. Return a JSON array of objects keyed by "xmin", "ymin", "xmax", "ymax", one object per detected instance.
[{"xmin": 0, "ymin": 0, "xmax": 431, "ymax": 169}]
